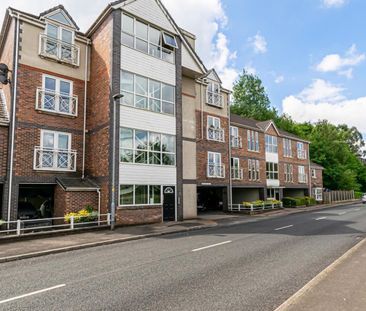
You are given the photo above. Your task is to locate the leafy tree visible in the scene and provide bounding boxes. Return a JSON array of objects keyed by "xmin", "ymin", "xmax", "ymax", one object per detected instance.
[{"xmin": 231, "ymin": 70, "xmax": 277, "ymax": 121}]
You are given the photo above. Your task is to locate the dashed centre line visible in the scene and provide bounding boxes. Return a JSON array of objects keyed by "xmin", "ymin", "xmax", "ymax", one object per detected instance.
[
  {"xmin": 0, "ymin": 284, "xmax": 66, "ymax": 305},
  {"xmin": 315, "ymin": 217, "xmax": 327, "ymax": 221},
  {"xmin": 274, "ymin": 225, "xmax": 294, "ymax": 231},
  {"xmin": 192, "ymin": 241, "xmax": 232, "ymax": 252}
]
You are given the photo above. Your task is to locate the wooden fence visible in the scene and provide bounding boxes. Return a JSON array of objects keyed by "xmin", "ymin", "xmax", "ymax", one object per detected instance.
[{"xmin": 323, "ymin": 190, "xmax": 355, "ymax": 204}]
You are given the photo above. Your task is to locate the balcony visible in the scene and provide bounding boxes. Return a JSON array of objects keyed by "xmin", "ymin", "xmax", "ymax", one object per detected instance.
[
  {"xmin": 34, "ymin": 147, "xmax": 77, "ymax": 172},
  {"xmin": 207, "ymin": 164, "xmax": 225, "ymax": 178},
  {"xmin": 36, "ymin": 88, "xmax": 78, "ymax": 117},
  {"xmin": 297, "ymin": 149, "xmax": 307, "ymax": 159},
  {"xmin": 207, "ymin": 127, "xmax": 225, "ymax": 142},
  {"xmin": 231, "ymin": 136, "xmax": 242, "ymax": 148},
  {"xmin": 298, "ymin": 175, "xmax": 308, "ymax": 184},
  {"xmin": 206, "ymin": 90, "xmax": 223, "ymax": 108},
  {"xmin": 39, "ymin": 34, "xmax": 80, "ymax": 67},
  {"xmin": 231, "ymin": 168, "xmax": 243, "ymax": 180}
]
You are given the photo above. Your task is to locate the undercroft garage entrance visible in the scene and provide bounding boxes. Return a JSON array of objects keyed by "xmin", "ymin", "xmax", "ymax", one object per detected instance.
[
  {"xmin": 197, "ymin": 186, "xmax": 228, "ymax": 212},
  {"xmin": 18, "ymin": 184, "xmax": 54, "ymax": 220},
  {"xmin": 232, "ymin": 187, "xmax": 264, "ymax": 204},
  {"xmin": 283, "ymin": 188, "xmax": 308, "ymax": 198},
  {"xmin": 0, "ymin": 184, "xmax": 3, "ymax": 219}
]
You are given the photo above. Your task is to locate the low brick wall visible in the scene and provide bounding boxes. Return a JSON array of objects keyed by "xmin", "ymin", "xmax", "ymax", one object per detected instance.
[
  {"xmin": 116, "ymin": 206, "xmax": 162, "ymax": 225},
  {"xmin": 54, "ymin": 185, "xmax": 99, "ymax": 218}
]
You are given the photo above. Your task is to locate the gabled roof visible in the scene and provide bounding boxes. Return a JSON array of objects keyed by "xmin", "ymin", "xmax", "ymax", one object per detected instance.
[
  {"xmin": 310, "ymin": 162, "xmax": 324, "ymax": 170},
  {"xmin": 201, "ymin": 68, "xmax": 222, "ymax": 84},
  {"xmin": 39, "ymin": 5, "xmax": 79, "ymax": 30},
  {"xmin": 0, "ymin": 90, "xmax": 9, "ymax": 126},
  {"xmin": 256, "ymin": 120, "xmax": 280, "ymax": 135},
  {"xmin": 230, "ymin": 114, "xmax": 262, "ymax": 131},
  {"xmin": 56, "ymin": 177, "xmax": 100, "ymax": 191}
]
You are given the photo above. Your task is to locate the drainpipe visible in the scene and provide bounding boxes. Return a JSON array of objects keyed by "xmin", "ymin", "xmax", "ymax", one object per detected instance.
[
  {"xmin": 97, "ymin": 188, "xmax": 101, "ymax": 225},
  {"xmin": 228, "ymin": 95, "xmax": 233, "ymax": 211},
  {"xmin": 200, "ymin": 81, "xmax": 204, "ymax": 140},
  {"xmin": 6, "ymin": 12, "xmax": 20, "ymax": 228},
  {"xmin": 308, "ymin": 146, "xmax": 312, "ymax": 197},
  {"xmin": 82, "ymin": 40, "xmax": 90, "ymax": 179}
]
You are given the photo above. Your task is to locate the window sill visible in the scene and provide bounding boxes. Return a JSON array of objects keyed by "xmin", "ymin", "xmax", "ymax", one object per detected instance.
[
  {"xmin": 36, "ymin": 108, "xmax": 77, "ymax": 118},
  {"xmin": 118, "ymin": 205, "xmax": 162, "ymax": 210}
]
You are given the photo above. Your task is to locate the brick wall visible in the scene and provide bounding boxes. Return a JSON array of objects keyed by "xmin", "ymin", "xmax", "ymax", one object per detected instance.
[
  {"xmin": 86, "ymin": 14, "xmax": 113, "ymax": 214},
  {"xmin": 196, "ymin": 110, "xmax": 230, "ymax": 185},
  {"xmin": 0, "ymin": 126, "xmax": 8, "ymax": 179},
  {"xmin": 53, "ymin": 184, "xmax": 99, "ymax": 218},
  {"xmin": 116, "ymin": 206, "xmax": 162, "ymax": 225},
  {"xmin": 311, "ymin": 168, "xmax": 324, "ymax": 188}
]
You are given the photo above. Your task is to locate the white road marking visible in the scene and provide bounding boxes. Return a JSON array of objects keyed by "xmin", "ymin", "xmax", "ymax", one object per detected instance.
[
  {"xmin": 315, "ymin": 217, "xmax": 327, "ymax": 221},
  {"xmin": 192, "ymin": 241, "xmax": 232, "ymax": 252},
  {"xmin": 352, "ymin": 208, "xmax": 360, "ymax": 212},
  {"xmin": 274, "ymin": 225, "xmax": 294, "ymax": 231},
  {"xmin": 0, "ymin": 284, "xmax": 66, "ymax": 305},
  {"xmin": 338, "ymin": 212, "xmax": 347, "ymax": 215}
]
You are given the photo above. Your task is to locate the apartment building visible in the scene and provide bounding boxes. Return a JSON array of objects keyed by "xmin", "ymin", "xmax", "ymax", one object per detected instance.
[{"xmin": 0, "ymin": 0, "xmax": 323, "ymax": 226}]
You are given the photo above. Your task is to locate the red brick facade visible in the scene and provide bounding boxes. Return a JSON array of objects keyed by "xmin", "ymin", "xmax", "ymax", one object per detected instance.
[
  {"xmin": 0, "ymin": 126, "xmax": 8, "ymax": 179},
  {"xmin": 116, "ymin": 207, "xmax": 162, "ymax": 225}
]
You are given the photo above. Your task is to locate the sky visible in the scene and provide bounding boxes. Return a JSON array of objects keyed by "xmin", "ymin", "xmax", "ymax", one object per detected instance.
[{"xmin": 1, "ymin": 0, "xmax": 365, "ymax": 138}]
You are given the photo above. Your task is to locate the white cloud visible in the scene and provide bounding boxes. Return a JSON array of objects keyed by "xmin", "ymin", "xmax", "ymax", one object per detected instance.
[
  {"xmin": 248, "ymin": 32, "xmax": 267, "ymax": 54},
  {"xmin": 244, "ymin": 63, "xmax": 257, "ymax": 76},
  {"xmin": 282, "ymin": 79, "xmax": 366, "ymax": 134},
  {"xmin": 322, "ymin": 0, "xmax": 347, "ymax": 8},
  {"xmin": 316, "ymin": 44, "xmax": 364, "ymax": 78},
  {"xmin": 274, "ymin": 75, "xmax": 284, "ymax": 84},
  {"xmin": 0, "ymin": 0, "xmax": 239, "ymax": 89}
]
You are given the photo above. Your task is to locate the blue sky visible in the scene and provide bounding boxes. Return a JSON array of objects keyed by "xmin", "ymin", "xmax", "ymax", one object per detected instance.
[{"xmin": 1, "ymin": 0, "xmax": 365, "ymax": 137}]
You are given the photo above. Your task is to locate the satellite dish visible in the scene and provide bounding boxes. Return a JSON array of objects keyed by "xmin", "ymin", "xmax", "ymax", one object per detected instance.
[{"xmin": 0, "ymin": 63, "xmax": 9, "ymax": 85}]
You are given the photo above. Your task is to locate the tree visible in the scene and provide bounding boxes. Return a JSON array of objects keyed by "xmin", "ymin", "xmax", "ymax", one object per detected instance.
[{"xmin": 231, "ymin": 70, "xmax": 277, "ymax": 121}]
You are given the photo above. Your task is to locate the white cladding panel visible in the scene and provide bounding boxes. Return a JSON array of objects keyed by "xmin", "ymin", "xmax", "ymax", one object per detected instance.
[
  {"xmin": 265, "ymin": 152, "xmax": 279, "ymax": 163},
  {"xmin": 120, "ymin": 105, "xmax": 176, "ymax": 135},
  {"xmin": 182, "ymin": 44, "xmax": 202, "ymax": 74},
  {"xmin": 120, "ymin": 164, "xmax": 176, "ymax": 184},
  {"xmin": 121, "ymin": 45, "xmax": 176, "ymax": 85},
  {"xmin": 121, "ymin": 0, "xmax": 176, "ymax": 33}
]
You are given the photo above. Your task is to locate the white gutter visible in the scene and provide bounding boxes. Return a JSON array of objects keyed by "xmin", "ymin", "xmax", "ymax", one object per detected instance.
[
  {"xmin": 82, "ymin": 40, "xmax": 90, "ymax": 179},
  {"xmin": 7, "ymin": 12, "xmax": 20, "ymax": 228}
]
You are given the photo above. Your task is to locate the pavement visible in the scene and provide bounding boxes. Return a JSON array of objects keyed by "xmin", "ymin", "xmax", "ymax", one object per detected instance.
[
  {"xmin": 0, "ymin": 201, "xmax": 357, "ymax": 263},
  {"xmin": 0, "ymin": 201, "xmax": 365, "ymax": 310}
]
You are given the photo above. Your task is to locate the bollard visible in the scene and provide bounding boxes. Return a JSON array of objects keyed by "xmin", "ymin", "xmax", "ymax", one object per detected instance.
[
  {"xmin": 16, "ymin": 219, "xmax": 21, "ymax": 236},
  {"xmin": 70, "ymin": 216, "xmax": 74, "ymax": 230}
]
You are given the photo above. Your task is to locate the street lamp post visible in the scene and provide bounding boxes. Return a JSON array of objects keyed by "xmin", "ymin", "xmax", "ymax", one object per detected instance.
[{"xmin": 111, "ymin": 93, "xmax": 124, "ymax": 230}]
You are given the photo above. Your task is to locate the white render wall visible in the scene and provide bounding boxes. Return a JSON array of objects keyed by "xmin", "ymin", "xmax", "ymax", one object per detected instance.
[{"xmin": 119, "ymin": 164, "xmax": 176, "ymax": 185}]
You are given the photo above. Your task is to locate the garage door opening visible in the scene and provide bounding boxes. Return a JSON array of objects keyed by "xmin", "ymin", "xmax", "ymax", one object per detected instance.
[
  {"xmin": 197, "ymin": 186, "xmax": 227, "ymax": 212},
  {"xmin": 18, "ymin": 184, "xmax": 55, "ymax": 220}
]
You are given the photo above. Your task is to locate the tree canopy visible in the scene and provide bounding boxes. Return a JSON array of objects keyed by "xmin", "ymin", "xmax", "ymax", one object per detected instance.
[{"xmin": 231, "ymin": 70, "xmax": 366, "ymax": 192}]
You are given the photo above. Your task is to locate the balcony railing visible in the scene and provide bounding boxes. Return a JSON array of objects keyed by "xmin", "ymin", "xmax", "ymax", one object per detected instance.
[
  {"xmin": 207, "ymin": 164, "xmax": 225, "ymax": 178},
  {"xmin": 298, "ymin": 174, "xmax": 308, "ymax": 184},
  {"xmin": 231, "ymin": 136, "xmax": 242, "ymax": 148},
  {"xmin": 39, "ymin": 34, "xmax": 80, "ymax": 67},
  {"xmin": 36, "ymin": 88, "xmax": 78, "ymax": 117},
  {"xmin": 206, "ymin": 91, "xmax": 223, "ymax": 108},
  {"xmin": 231, "ymin": 168, "xmax": 243, "ymax": 180},
  {"xmin": 207, "ymin": 127, "xmax": 225, "ymax": 142},
  {"xmin": 34, "ymin": 147, "xmax": 77, "ymax": 172},
  {"xmin": 297, "ymin": 149, "xmax": 307, "ymax": 159}
]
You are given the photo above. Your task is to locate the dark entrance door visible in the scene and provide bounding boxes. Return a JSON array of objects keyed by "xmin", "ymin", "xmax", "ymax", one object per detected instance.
[{"xmin": 163, "ymin": 186, "xmax": 175, "ymax": 221}]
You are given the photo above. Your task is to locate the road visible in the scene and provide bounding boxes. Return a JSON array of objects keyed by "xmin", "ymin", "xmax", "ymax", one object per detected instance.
[{"xmin": 0, "ymin": 203, "xmax": 365, "ymax": 311}]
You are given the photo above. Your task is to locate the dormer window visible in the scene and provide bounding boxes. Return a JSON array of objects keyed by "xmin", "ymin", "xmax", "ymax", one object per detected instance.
[
  {"xmin": 206, "ymin": 82, "xmax": 223, "ymax": 108},
  {"xmin": 121, "ymin": 13, "xmax": 176, "ymax": 64}
]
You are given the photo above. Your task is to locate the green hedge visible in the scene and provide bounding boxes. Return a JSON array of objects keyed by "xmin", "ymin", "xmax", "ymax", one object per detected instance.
[
  {"xmin": 355, "ymin": 191, "xmax": 363, "ymax": 199},
  {"xmin": 282, "ymin": 196, "xmax": 316, "ymax": 208}
]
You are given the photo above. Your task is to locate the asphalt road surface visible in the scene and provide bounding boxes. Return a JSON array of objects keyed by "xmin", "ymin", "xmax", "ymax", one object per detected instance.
[{"xmin": 0, "ymin": 203, "xmax": 365, "ymax": 311}]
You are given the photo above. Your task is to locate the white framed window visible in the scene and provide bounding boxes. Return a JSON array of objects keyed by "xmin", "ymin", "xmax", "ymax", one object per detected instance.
[
  {"xmin": 34, "ymin": 130, "xmax": 76, "ymax": 171},
  {"xmin": 247, "ymin": 130, "xmax": 259, "ymax": 152},
  {"xmin": 206, "ymin": 82, "xmax": 223, "ymax": 107},
  {"xmin": 46, "ymin": 23, "xmax": 74, "ymax": 44},
  {"xmin": 121, "ymin": 13, "xmax": 176, "ymax": 64},
  {"xmin": 284, "ymin": 163, "xmax": 294, "ymax": 183},
  {"xmin": 120, "ymin": 128, "xmax": 175, "ymax": 166},
  {"xmin": 230, "ymin": 126, "xmax": 241, "ymax": 148},
  {"xmin": 207, "ymin": 116, "xmax": 224, "ymax": 142},
  {"xmin": 266, "ymin": 162, "xmax": 279, "ymax": 180},
  {"xmin": 231, "ymin": 157, "xmax": 242, "ymax": 180},
  {"xmin": 312, "ymin": 168, "xmax": 317, "ymax": 179},
  {"xmin": 208, "ymin": 116, "xmax": 220, "ymax": 129},
  {"xmin": 265, "ymin": 135, "xmax": 278, "ymax": 153},
  {"xmin": 36, "ymin": 74, "xmax": 77, "ymax": 116},
  {"xmin": 313, "ymin": 187, "xmax": 323, "ymax": 201},
  {"xmin": 298, "ymin": 165, "xmax": 307, "ymax": 183},
  {"xmin": 248, "ymin": 159, "xmax": 260, "ymax": 181},
  {"xmin": 297, "ymin": 142, "xmax": 307, "ymax": 159},
  {"xmin": 119, "ymin": 184, "xmax": 162, "ymax": 206},
  {"xmin": 207, "ymin": 152, "xmax": 224, "ymax": 178},
  {"xmin": 283, "ymin": 138, "xmax": 292, "ymax": 157},
  {"xmin": 121, "ymin": 70, "xmax": 175, "ymax": 116}
]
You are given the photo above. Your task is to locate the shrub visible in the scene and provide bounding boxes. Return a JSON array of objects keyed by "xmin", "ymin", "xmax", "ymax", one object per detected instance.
[
  {"xmin": 282, "ymin": 197, "xmax": 297, "ymax": 208},
  {"xmin": 355, "ymin": 191, "xmax": 363, "ymax": 199},
  {"xmin": 64, "ymin": 206, "xmax": 98, "ymax": 223}
]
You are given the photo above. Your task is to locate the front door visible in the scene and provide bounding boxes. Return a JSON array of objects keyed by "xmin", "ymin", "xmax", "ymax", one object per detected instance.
[{"xmin": 163, "ymin": 186, "xmax": 175, "ymax": 221}]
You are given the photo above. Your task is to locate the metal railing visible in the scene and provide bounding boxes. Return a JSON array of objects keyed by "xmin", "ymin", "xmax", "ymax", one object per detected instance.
[
  {"xmin": 229, "ymin": 201, "xmax": 283, "ymax": 212},
  {"xmin": 34, "ymin": 147, "xmax": 77, "ymax": 171},
  {"xmin": 39, "ymin": 34, "xmax": 80, "ymax": 66},
  {"xmin": 206, "ymin": 91, "xmax": 223, "ymax": 108},
  {"xmin": 207, "ymin": 127, "xmax": 225, "ymax": 142},
  {"xmin": 298, "ymin": 174, "xmax": 308, "ymax": 184},
  {"xmin": 36, "ymin": 88, "xmax": 78, "ymax": 117},
  {"xmin": 0, "ymin": 214, "xmax": 111, "ymax": 237},
  {"xmin": 297, "ymin": 149, "xmax": 307, "ymax": 159},
  {"xmin": 207, "ymin": 164, "xmax": 225, "ymax": 178},
  {"xmin": 231, "ymin": 136, "xmax": 242, "ymax": 148},
  {"xmin": 231, "ymin": 168, "xmax": 243, "ymax": 180}
]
